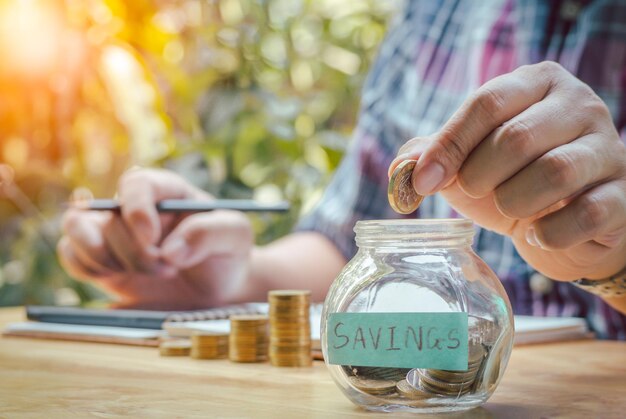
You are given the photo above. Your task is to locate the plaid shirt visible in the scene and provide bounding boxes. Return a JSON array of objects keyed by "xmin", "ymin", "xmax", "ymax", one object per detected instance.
[{"xmin": 297, "ymin": 0, "xmax": 626, "ymax": 340}]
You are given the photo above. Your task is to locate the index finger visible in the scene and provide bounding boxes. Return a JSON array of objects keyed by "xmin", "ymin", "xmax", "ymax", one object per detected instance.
[
  {"xmin": 118, "ymin": 168, "xmax": 210, "ymax": 246},
  {"xmin": 412, "ymin": 61, "xmax": 567, "ymax": 196}
]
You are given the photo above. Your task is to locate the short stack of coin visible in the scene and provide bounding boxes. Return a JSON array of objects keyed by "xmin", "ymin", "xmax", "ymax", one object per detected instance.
[
  {"xmin": 191, "ymin": 332, "xmax": 229, "ymax": 359},
  {"xmin": 411, "ymin": 343, "xmax": 487, "ymax": 396},
  {"xmin": 229, "ymin": 315, "xmax": 269, "ymax": 363},
  {"xmin": 268, "ymin": 290, "xmax": 312, "ymax": 367},
  {"xmin": 159, "ymin": 339, "xmax": 192, "ymax": 357}
]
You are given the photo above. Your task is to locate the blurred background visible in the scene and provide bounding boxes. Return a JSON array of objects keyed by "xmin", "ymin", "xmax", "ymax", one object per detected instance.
[{"xmin": 0, "ymin": 0, "xmax": 397, "ymax": 307}]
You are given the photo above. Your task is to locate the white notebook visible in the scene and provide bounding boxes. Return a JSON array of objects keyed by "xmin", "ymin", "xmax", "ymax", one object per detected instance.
[
  {"xmin": 513, "ymin": 315, "xmax": 591, "ymax": 345},
  {"xmin": 4, "ymin": 305, "xmax": 591, "ymax": 348}
]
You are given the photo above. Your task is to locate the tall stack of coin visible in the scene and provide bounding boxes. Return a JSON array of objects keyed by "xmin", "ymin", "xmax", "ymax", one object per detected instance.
[
  {"xmin": 191, "ymin": 332, "xmax": 229, "ymax": 359},
  {"xmin": 268, "ymin": 290, "xmax": 312, "ymax": 367},
  {"xmin": 229, "ymin": 315, "xmax": 269, "ymax": 363}
]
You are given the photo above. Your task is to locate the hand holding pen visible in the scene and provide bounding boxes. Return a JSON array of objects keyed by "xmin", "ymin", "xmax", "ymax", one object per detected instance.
[{"xmin": 58, "ymin": 168, "xmax": 288, "ymax": 310}]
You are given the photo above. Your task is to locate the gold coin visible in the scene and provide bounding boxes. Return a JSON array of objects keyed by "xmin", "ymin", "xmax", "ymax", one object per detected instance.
[
  {"xmin": 230, "ymin": 315, "xmax": 269, "ymax": 324},
  {"xmin": 159, "ymin": 340, "xmax": 192, "ymax": 357},
  {"xmin": 349, "ymin": 377, "xmax": 397, "ymax": 395},
  {"xmin": 426, "ymin": 368, "xmax": 479, "ymax": 383},
  {"xmin": 268, "ymin": 290, "xmax": 311, "ymax": 298},
  {"xmin": 417, "ymin": 370, "xmax": 474, "ymax": 391},
  {"xmin": 388, "ymin": 159, "xmax": 423, "ymax": 214},
  {"xmin": 350, "ymin": 367, "xmax": 409, "ymax": 382},
  {"xmin": 395, "ymin": 379, "xmax": 430, "ymax": 399},
  {"xmin": 468, "ymin": 343, "xmax": 487, "ymax": 363}
]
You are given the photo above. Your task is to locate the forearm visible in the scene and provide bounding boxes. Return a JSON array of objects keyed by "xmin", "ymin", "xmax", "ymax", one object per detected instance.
[{"xmin": 245, "ymin": 232, "xmax": 347, "ymax": 303}]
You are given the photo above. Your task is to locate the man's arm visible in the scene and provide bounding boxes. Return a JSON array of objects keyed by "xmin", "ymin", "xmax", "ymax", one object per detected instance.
[{"xmin": 247, "ymin": 232, "xmax": 348, "ymax": 303}]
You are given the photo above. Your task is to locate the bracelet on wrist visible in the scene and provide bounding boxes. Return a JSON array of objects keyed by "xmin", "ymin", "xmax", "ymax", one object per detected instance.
[{"xmin": 572, "ymin": 266, "xmax": 626, "ymax": 297}]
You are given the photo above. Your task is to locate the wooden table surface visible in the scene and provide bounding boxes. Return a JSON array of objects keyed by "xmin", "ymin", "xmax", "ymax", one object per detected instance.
[{"xmin": 0, "ymin": 308, "xmax": 625, "ymax": 419}]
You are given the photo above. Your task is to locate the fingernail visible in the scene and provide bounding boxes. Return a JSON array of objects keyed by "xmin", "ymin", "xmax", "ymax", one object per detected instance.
[
  {"xmin": 525, "ymin": 227, "xmax": 544, "ymax": 248},
  {"xmin": 412, "ymin": 161, "xmax": 445, "ymax": 195},
  {"xmin": 161, "ymin": 238, "xmax": 188, "ymax": 262}
]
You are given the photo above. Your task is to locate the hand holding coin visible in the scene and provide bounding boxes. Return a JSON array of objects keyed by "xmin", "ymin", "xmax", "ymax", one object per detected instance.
[{"xmin": 387, "ymin": 62, "xmax": 626, "ymax": 290}]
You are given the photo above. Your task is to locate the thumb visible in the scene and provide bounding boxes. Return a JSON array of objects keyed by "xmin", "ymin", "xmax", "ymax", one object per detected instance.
[{"xmin": 118, "ymin": 168, "xmax": 212, "ymax": 246}]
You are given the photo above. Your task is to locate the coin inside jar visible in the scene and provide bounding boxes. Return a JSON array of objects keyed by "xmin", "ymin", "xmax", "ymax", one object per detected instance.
[
  {"xmin": 388, "ymin": 159, "xmax": 424, "ymax": 214},
  {"xmin": 395, "ymin": 379, "xmax": 430, "ymax": 399},
  {"xmin": 349, "ymin": 377, "xmax": 397, "ymax": 395}
]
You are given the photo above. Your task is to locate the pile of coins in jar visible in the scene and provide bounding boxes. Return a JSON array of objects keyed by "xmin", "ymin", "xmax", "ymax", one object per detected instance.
[
  {"xmin": 343, "ymin": 316, "xmax": 501, "ymax": 404},
  {"xmin": 158, "ymin": 290, "xmax": 313, "ymax": 368}
]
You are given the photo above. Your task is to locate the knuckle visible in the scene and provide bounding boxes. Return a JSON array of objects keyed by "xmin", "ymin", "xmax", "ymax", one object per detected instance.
[
  {"xmin": 574, "ymin": 195, "xmax": 606, "ymax": 237},
  {"xmin": 580, "ymin": 89, "xmax": 610, "ymax": 119},
  {"xmin": 118, "ymin": 170, "xmax": 143, "ymax": 191},
  {"xmin": 472, "ymin": 86, "xmax": 507, "ymax": 121},
  {"xmin": 540, "ymin": 151, "xmax": 577, "ymax": 190},
  {"xmin": 436, "ymin": 128, "xmax": 470, "ymax": 168},
  {"xmin": 495, "ymin": 120, "xmax": 535, "ymax": 159},
  {"xmin": 119, "ymin": 168, "xmax": 158, "ymax": 191},
  {"xmin": 537, "ymin": 61, "xmax": 564, "ymax": 75}
]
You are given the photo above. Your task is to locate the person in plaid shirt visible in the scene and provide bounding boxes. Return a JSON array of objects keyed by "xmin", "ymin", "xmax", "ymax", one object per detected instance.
[{"xmin": 59, "ymin": 1, "xmax": 626, "ymax": 339}]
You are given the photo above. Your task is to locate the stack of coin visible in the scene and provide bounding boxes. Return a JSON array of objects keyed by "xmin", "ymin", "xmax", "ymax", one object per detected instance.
[
  {"xmin": 190, "ymin": 332, "xmax": 229, "ymax": 359},
  {"xmin": 349, "ymin": 377, "xmax": 396, "ymax": 396},
  {"xmin": 409, "ymin": 343, "xmax": 487, "ymax": 397},
  {"xmin": 268, "ymin": 290, "xmax": 312, "ymax": 367},
  {"xmin": 229, "ymin": 315, "xmax": 269, "ymax": 363},
  {"xmin": 394, "ymin": 379, "xmax": 430, "ymax": 400},
  {"xmin": 159, "ymin": 339, "xmax": 192, "ymax": 357},
  {"xmin": 346, "ymin": 366, "xmax": 410, "ymax": 382}
]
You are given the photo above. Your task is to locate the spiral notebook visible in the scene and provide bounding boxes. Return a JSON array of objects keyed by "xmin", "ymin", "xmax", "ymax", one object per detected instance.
[{"xmin": 2, "ymin": 304, "xmax": 269, "ymax": 347}]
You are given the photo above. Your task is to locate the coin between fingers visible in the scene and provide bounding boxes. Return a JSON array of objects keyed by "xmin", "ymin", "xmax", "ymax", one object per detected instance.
[{"xmin": 388, "ymin": 160, "xmax": 424, "ymax": 214}]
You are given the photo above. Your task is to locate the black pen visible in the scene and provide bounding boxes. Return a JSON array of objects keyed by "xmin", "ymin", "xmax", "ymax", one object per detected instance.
[{"xmin": 71, "ymin": 199, "xmax": 290, "ymax": 213}]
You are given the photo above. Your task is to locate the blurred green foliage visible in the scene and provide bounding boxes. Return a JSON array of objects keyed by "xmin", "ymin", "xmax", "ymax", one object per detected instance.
[{"xmin": 0, "ymin": 0, "xmax": 396, "ymax": 306}]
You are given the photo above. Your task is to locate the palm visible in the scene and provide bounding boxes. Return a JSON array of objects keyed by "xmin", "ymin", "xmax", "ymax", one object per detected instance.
[{"xmin": 103, "ymin": 253, "xmax": 249, "ymax": 310}]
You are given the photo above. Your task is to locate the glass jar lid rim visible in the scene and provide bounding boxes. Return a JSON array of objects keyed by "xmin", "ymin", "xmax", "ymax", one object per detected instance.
[{"xmin": 354, "ymin": 218, "xmax": 474, "ymax": 239}]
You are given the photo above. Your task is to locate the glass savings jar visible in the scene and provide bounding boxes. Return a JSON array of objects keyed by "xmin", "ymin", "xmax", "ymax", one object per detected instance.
[{"xmin": 321, "ymin": 219, "xmax": 514, "ymax": 413}]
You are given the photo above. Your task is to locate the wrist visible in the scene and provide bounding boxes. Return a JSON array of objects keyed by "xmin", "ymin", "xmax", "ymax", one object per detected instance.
[
  {"xmin": 572, "ymin": 265, "xmax": 626, "ymax": 301},
  {"xmin": 242, "ymin": 246, "xmax": 274, "ymax": 301},
  {"xmin": 210, "ymin": 247, "xmax": 269, "ymax": 305}
]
